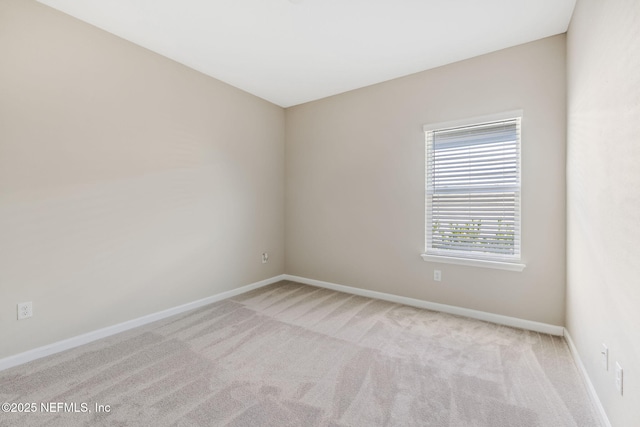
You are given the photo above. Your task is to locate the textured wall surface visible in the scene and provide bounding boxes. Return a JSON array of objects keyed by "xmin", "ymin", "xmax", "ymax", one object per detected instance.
[
  {"xmin": 566, "ymin": 0, "xmax": 640, "ymax": 425},
  {"xmin": 0, "ymin": 0, "xmax": 285, "ymax": 359},
  {"xmin": 286, "ymin": 36, "xmax": 567, "ymax": 325}
]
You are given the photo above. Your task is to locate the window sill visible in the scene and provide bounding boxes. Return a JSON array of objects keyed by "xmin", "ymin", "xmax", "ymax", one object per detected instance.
[{"xmin": 421, "ymin": 254, "xmax": 526, "ymax": 272}]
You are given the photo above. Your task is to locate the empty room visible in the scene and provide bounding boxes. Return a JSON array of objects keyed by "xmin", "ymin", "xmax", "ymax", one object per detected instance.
[{"xmin": 1, "ymin": 0, "xmax": 638, "ymax": 426}]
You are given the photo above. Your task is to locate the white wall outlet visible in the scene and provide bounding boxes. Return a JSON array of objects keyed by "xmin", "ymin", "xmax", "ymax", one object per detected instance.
[
  {"xmin": 262, "ymin": 252, "xmax": 269, "ymax": 264},
  {"xmin": 615, "ymin": 362, "xmax": 623, "ymax": 395},
  {"xmin": 601, "ymin": 343, "xmax": 608, "ymax": 370},
  {"xmin": 434, "ymin": 270, "xmax": 442, "ymax": 282},
  {"xmin": 17, "ymin": 301, "xmax": 33, "ymax": 320}
]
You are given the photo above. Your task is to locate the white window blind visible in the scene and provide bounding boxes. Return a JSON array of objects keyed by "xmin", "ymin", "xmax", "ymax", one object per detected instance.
[{"xmin": 425, "ymin": 116, "xmax": 521, "ymax": 264}]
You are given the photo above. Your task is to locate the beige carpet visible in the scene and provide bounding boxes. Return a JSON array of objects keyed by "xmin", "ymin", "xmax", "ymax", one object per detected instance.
[{"xmin": 1, "ymin": 281, "xmax": 602, "ymax": 426}]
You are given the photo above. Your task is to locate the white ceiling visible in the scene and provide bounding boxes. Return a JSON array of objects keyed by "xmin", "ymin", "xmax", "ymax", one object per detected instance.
[{"xmin": 36, "ymin": 0, "xmax": 576, "ymax": 107}]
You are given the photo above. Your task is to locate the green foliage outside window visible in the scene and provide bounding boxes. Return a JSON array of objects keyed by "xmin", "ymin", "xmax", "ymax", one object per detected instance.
[{"xmin": 433, "ymin": 219, "xmax": 515, "ymax": 252}]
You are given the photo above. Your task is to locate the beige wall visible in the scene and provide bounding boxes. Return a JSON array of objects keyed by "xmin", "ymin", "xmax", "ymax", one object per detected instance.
[
  {"xmin": 0, "ymin": 0, "xmax": 285, "ymax": 359},
  {"xmin": 286, "ymin": 35, "xmax": 567, "ymax": 325},
  {"xmin": 566, "ymin": 0, "xmax": 640, "ymax": 425}
]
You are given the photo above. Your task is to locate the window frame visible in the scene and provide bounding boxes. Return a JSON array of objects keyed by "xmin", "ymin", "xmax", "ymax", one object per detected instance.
[{"xmin": 421, "ymin": 111, "xmax": 526, "ymax": 272}]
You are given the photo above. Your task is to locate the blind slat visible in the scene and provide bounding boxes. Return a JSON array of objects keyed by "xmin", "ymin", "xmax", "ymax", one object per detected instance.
[{"xmin": 425, "ymin": 117, "xmax": 521, "ymax": 260}]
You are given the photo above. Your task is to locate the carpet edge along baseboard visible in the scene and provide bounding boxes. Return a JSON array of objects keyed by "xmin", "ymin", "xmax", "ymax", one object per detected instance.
[{"xmin": 0, "ymin": 274, "xmax": 563, "ymax": 372}]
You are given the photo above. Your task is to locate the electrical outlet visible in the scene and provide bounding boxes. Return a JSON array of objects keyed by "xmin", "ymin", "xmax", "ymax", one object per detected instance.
[
  {"xmin": 601, "ymin": 344, "xmax": 608, "ymax": 370},
  {"xmin": 434, "ymin": 270, "xmax": 442, "ymax": 282},
  {"xmin": 262, "ymin": 252, "xmax": 269, "ymax": 264},
  {"xmin": 615, "ymin": 362, "xmax": 623, "ymax": 395},
  {"xmin": 17, "ymin": 301, "xmax": 33, "ymax": 320}
]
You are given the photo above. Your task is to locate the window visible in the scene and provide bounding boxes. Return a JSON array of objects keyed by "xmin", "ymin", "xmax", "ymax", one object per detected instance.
[{"xmin": 422, "ymin": 112, "xmax": 525, "ymax": 271}]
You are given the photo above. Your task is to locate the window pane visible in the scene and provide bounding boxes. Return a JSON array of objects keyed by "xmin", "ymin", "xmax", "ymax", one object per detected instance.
[{"xmin": 426, "ymin": 117, "xmax": 521, "ymax": 261}]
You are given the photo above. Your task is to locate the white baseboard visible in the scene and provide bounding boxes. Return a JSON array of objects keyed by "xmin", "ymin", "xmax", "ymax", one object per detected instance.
[
  {"xmin": 0, "ymin": 273, "xmax": 565, "ymax": 373},
  {"xmin": 1, "ymin": 273, "xmax": 610, "ymax": 427},
  {"xmin": 563, "ymin": 328, "xmax": 612, "ymax": 427},
  {"xmin": 0, "ymin": 273, "xmax": 610, "ymax": 427},
  {"xmin": 0, "ymin": 275, "xmax": 285, "ymax": 372},
  {"xmin": 282, "ymin": 274, "xmax": 565, "ymax": 336}
]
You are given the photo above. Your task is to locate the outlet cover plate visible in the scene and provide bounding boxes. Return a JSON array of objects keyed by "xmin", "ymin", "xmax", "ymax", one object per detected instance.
[
  {"xmin": 615, "ymin": 362, "xmax": 623, "ymax": 395},
  {"xmin": 17, "ymin": 301, "xmax": 33, "ymax": 320}
]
